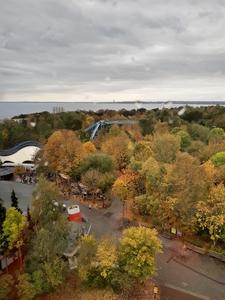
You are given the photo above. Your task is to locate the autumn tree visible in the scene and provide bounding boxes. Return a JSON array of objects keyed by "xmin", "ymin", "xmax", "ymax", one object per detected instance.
[
  {"xmin": 118, "ymin": 227, "xmax": 162, "ymax": 281},
  {"xmin": 14, "ymin": 165, "xmax": 26, "ymax": 176},
  {"xmin": 43, "ymin": 130, "xmax": 83, "ymax": 174},
  {"xmin": 162, "ymin": 152, "xmax": 209, "ymax": 231},
  {"xmin": 151, "ymin": 132, "xmax": 180, "ymax": 163},
  {"xmin": 78, "ymin": 235, "xmax": 97, "ymax": 281},
  {"xmin": 81, "ymin": 169, "xmax": 102, "ymax": 192},
  {"xmin": 17, "ymin": 273, "xmax": 36, "ymax": 300},
  {"xmin": 141, "ymin": 156, "xmax": 162, "ymax": 195},
  {"xmin": 2, "ymin": 207, "xmax": 27, "ymax": 267},
  {"xmin": 101, "ymin": 134, "xmax": 132, "ymax": 170},
  {"xmin": 78, "ymin": 236, "xmax": 118, "ymax": 288},
  {"xmin": 83, "ymin": 141, "xmax": 97, "ymax": 156},
  {"xmin": 96, "ymin": 239, "xmax": 117, "ymax": 280},
  {"xmin": 112, "ymin": 177, "xmax": 129, "ymax": 219},
  {"xmin": 130, "ymin": 140, "xmax": 152, "ymax": 171},
  {"xmin": 158, "ymin": 197, "xmax": 180, "ymax": 231},
  {"xmin": 0, "ymin": 274, "xmax": 14, "ymax": 300},
  {"xmin": 195, "ymin": 183, "xmax": 225, "ymax": 246}
]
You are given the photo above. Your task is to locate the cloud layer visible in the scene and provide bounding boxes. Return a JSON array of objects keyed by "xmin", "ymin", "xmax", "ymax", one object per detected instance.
[{"xmin": 1, "ymin": 0, "xmax": 225, "ymax": 101}]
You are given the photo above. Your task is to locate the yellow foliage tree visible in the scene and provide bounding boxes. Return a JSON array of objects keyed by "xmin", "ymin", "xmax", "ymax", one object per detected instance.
[
  {"xmin": 3, "ymin": 208, "xmax": 27, "ymax": 267},
  {"xmin": 96, "ymin": 239, "xmax": 117, "ymax": 279},
  {"xmin": 43, "ymin": 130, "xmax": 83, "ymax": 174},
  {"xmin": 195, "ymin": 183, "xmax": 225, "ymax": 246},
  {"xmin": 83, "ymin": 141, "xmax": 96, "ymax": 157},
  {"xmin": 112, "ymin": 177, "xmax": 129, "ymax": 219},
  {"xmin": 119, "ymin": 227, "xmax": 162, "ymax": 281},
  {"xmin": 101, "ymin": 135, "xmax": 132, "ymax": 170}
]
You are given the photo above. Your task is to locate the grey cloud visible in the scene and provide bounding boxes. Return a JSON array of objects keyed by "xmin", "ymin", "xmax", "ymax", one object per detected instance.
[{"xmin": 1, "ymin": 0, "xmax": 225, "ymax": 100}]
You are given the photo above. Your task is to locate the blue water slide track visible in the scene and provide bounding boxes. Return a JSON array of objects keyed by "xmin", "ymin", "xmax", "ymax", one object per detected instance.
[{"xmin": 85, "ymin": 119, "xmax": 138, "ymax": 139}]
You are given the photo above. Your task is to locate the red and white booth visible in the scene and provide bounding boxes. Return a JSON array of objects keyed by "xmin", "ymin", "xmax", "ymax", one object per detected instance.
[{"xmin": 67, "ymin": 205, "xmax": 81, "ymax": 222}]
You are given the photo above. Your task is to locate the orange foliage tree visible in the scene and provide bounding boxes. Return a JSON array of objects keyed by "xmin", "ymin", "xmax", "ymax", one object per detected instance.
[
  {"xmin": 43, "ymin": 130, "xmax": 83, "ymax": 174},
  {"xmin": 101, "ymin": 135, "xmax": 132, "ymax": 170},
  {"xmin": 112, "ymin": 169, "xmax": 141, "ymax": 218}
]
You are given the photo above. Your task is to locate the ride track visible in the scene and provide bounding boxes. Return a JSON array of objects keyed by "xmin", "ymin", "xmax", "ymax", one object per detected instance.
[{"xmin": 85, "ymin": 119, "xmax": 138, "ymax": 139}]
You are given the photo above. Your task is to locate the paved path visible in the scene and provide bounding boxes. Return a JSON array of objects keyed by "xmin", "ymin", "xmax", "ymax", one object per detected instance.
[
  {"xmin": 68, "ymin": 197, "xmax": 225, "ymax": 300},
  {"xmin": 1, "ymin": 181, "xmax": 225, "ymax": 300},
  {"xmin": 0, "ymin": 180, "xmax": 34, "ymax": 212}
]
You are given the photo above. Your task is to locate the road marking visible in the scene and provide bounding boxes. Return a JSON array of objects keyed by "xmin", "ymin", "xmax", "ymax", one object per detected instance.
[{"xmin": 163, "ymin": 283, "xmax": 210, "ymax": 300}]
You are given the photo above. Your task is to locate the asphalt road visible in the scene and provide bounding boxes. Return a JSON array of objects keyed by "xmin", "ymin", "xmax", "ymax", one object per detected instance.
[
  {"xmin": 0, "ymin": 180, "xmax": 34, "ymax": 212},
  {"xmin": 1, "ymin": 180, "xmax": 225, "ymax": 300}
]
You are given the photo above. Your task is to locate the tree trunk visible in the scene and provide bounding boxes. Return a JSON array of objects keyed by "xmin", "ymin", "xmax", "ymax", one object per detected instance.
[
  {"xmin": 122, "ymin": 202, "xmax": 125, "ymax": 222},
  {"xmin": 18, "ymin": 247, "xmax": 22, "ymax": 270},
  {"xmin": 5, "ymin": 256, "xmax": 8, "ymax": 273}
]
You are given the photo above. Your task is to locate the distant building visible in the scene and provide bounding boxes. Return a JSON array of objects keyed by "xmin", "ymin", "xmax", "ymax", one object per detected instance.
[{"xmin": 0, "ymin": 141, "xmax": 41, "ymax": 168}]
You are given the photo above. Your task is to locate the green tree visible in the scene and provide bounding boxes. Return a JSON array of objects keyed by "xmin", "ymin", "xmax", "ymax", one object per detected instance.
[
  {"xmin": 78, "ymin": 153, "xmax": 114, "ymax": 177},
  {"xmin": 118, "ymin": 227, "xmax": 162, "ymax": 281},
  {"xmin": 30, "ymin": 177, "xmax": 62, "ymax": 228},
  {"xmin": 208, "ymin": 127, "xmax": 224, "ymax": 144},
  {"xmin": 42, "ymin": 257, "xmax": 66, "ymax": 290},
  {"xmin": 176, "ymin": 130, "xmax": 192, "ymax": 150},
  {"xmin": 187, "ymin": 123, "xmax": 209, "ymax": 143},
  {"xmin": 31, "ymin": 270, "xmax": 48, "ymax": 295},
  {"xmin": 26, "ymin": 217, "xmax": 68, "ymax": 271},
  {"xmin": 211, "ymin": 151, "xmax": 225, "ymax": 167},
  {"xmin": 25, "ymin": 178, "xmax": 69, "ymax": 292},
  {"xmin": 0, "ymin": 198, "xmax": 6, "ymax": 232},
  {"xmin": 11, "ymin": 189, "xmax": 21, "ymax": 212}
]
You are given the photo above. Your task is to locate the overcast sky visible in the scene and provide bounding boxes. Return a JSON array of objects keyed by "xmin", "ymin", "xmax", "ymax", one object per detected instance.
[{"xmin": 1, "ymin": 0, "xmax": 225, "ymax": 101}]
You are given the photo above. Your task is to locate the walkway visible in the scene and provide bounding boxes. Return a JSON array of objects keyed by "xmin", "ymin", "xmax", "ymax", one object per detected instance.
[{"xmin": 1, "ymin": 181, "xmax": 225, "ymax": 299}]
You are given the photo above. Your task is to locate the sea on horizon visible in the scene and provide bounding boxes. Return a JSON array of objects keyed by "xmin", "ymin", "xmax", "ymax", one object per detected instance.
[{"xmin": 0, "ymin": 100, "xmax": 224, "ymax": 120}]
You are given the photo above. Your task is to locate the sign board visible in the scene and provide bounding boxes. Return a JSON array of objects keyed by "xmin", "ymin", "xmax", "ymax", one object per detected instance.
[{"xmin": 171, "ymin": 227, "xmax": 176, "ymax": 235}]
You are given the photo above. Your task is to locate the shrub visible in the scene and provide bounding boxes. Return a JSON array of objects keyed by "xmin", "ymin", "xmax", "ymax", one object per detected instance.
[
  {"xmin": 176, "ymin": 130, "xmax": 192, "ymax": 150},
  {"xmin": 208, "ymin": 127, "xmax": 224, "ymax": 143},
  {"xmin": 134, "ymin": 195, "xmax": 156, "ymax": 216},
  {"xmin": 0, "ymin": 274, "xmax": 14, "ymax": 300},
  {"xmin": 17, "ymin": 273, "xmax": 36, "ymax": 300},
  {"xmin": 80, "ymin": 153, "xmax": 114, "ymax": 174},
  {"xmin": 211, "ymin": 151, "xmax": 225, "ymax": 167}
]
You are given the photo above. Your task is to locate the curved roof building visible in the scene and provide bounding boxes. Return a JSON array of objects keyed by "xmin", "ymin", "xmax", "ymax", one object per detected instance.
[{"xmin": 0, "ymin": 141, "xmax": 42, "ymax": 166}]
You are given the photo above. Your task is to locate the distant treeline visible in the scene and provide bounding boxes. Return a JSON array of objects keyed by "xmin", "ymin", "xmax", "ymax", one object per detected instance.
[{"xmin": 1, "ymin": 105, "xmax": 225, "ymax": 148}]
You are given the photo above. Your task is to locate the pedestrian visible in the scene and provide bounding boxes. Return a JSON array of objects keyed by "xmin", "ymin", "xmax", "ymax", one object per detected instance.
[{"xmin": 89, "ymin": 203, "xmax": 92, "ymax": 210}]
